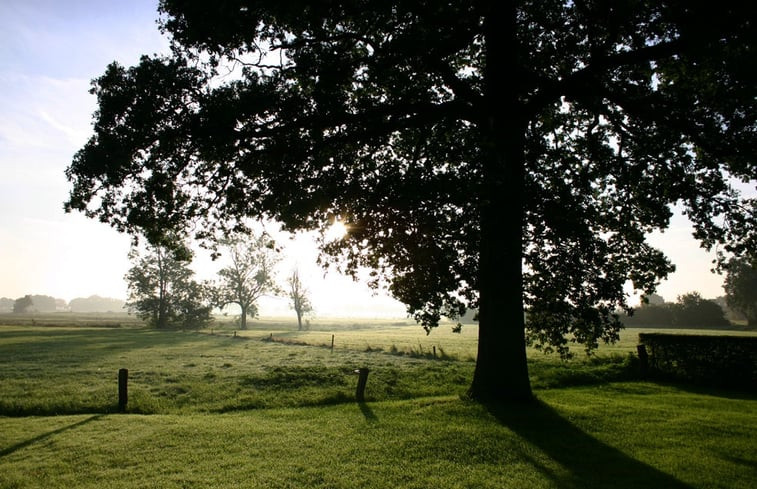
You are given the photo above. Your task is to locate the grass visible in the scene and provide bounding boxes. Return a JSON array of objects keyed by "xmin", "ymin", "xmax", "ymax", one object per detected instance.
[
  {"xmin": 1, "ymin": 320, "xmax": 756, "ymax": 488},
  {"xmin": 1, "ymin": 387, "xmax": 755, "ymax": 488}
]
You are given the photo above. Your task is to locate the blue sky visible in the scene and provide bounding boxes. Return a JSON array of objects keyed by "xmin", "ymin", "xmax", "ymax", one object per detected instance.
[{"xmin": 0, "ymin": 0, "xmax": 744, "ymax": 315}]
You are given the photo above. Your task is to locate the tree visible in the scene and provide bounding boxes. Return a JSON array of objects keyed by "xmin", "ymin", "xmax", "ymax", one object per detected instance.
[
  {"xmin": 642, "ymin": 294, "xmax": 666, "ymax": 307},
  {"xmin": 69, "ymin": 295, "xmax": 126, "ymax": 313},
  {"xmin": 622, "ymin": 303, "xmax": 674, "ymax": 328},
  {"xmin": 11, "ymin": 295, "xmax": 58, "ymax": 313},
  {"xmin": 66, "ymin": 2, "xmax": 756, "ymax": 401},
  {"xmin": 13, "ymin": 295, "xmax": 34, "ymax": 314},
  {"xmin": 671, "ymin": 292, "xmax": 731, "ymax": 329},
  {"xmin": 724, "ymin": 258, "xmax": 757, "ymax": 328},
  {"xmin": 125, "ymin": 245, "xmax": 212, "ymax": 329},
  {"xmin": 288, "ymin": 268, "xmax": 313, "ymax": 330},
  {"xmin": 214, "ymin": 233, "xmax": 280, "ymax": 330},
  {"xmin": 0, "ymin": 298, "xmax": 14, "ymax": 312}
]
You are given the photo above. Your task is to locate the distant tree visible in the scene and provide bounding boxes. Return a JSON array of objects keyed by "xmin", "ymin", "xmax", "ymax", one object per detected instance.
[
  {"xmin": 672, "ymin": 292, "xmax": 731, "ymax": 329},
  {"xmin": 724, "ymin": 258, "xmax": 757, "ymax": 328},
  {"xmin": 712, "ymin": 296, "xmax": 747, "ymax": 323},
  {"xmin": 0, "ymin": 297, "xmax": 14, "ymax": 312},
  {"xmin": 65, "ymin": 2, "xmax": 757, "ymax": 401},
  {"xmin": 13, "ymin": 295, "xmax": 34, "ymax": 314},
  {"xmin": 287, "ymin": 269, "xmax": 313, "ymax": 331},
  {"xmin": 11, "ymin": 295, "xmax": 58, "ymax": 313},
  {"xmin": 69, "ymin": 295, "xmax": 127, "ymax": 313},
  {"xmin": 214, "ymin": 233, "xmax": 280, "ymax": 330},
  {"xmin": 642, "ymin": 294, "xmax": 666, "ymax": 307},
  {"xmin": 29, "ymin": 295, "xmax": 57, "ymax": 313},
  {"xmin": 125, "ymin": 245, "xmax": 212, "ymax": 329},
  {"xmin": 623, "ymin": 303, "xmax": 674, "ymax": 328}
]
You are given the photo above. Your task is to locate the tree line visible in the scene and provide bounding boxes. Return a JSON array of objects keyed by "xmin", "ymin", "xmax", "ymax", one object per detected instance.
[
  {"xmin": 125, "ymin": 232, "xmax": 312, "ymax": 330},
  {"xmin": 620, "ymin": 258, "xmax": 757, "ymax": 329},
  {"xmin": 0, "ymin": 295, "xmax": 125, "ymax": 314}
]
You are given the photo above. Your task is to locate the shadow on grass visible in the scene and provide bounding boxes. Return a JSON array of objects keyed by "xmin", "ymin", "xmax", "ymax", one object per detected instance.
[
  {"xmin": 358, "ymin": 401, "xmax": 378, "ymax": 421},
  {"xmin": 487, "ymin": 400, "xmax": 692, "ymax": 489},
  {"xmin": 646, "ymin": 378, "xmax": 757, "ymax": 401},
  {"xmin": 0, "ymin": 415, "xmax": 102, "ymax": 459}
]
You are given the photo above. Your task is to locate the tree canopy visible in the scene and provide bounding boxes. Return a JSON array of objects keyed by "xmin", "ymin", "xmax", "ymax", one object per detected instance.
[
  {"xmin": 724, "ymin": 258, "xmax": 757, "ymax": 328},
  {"xmin": 214, "ymin": 232, "xmax": 280, "ymax": 329},
  {"xmin": 66, "ymin": 1, "xmax": 756, "ymax": 401},
  {"xmin": 125, "ymin": 245, "xmax": 213, "ymax": 329}
]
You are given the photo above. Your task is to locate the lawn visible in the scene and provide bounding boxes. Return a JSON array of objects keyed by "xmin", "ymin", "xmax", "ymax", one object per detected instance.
[{"xmin": 1, "ymin": 322, "xmax": 755, "ymax": 488}]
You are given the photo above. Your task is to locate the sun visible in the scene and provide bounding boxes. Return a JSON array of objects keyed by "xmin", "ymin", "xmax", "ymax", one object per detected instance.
[{"xmin": 325, "ymin": 219, "xmax": 349, "ymax": 241}]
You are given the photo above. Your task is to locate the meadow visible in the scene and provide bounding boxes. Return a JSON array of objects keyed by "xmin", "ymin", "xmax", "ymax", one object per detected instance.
[{"xmin": 1, "ymin": 316, "xmax": 755, "ymax": 488}]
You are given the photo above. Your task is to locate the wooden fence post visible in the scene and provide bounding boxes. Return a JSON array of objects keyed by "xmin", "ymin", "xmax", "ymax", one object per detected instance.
[
  {"xmin": 331, "ymin": 334, "xmax": 335, "ymax": 352},
  {"xmin": 355, "ymin": 368, "xmax": 369, "ymax": 402},
  {"xmin": 118, "ymin": 368, "xmax": 128, "ymax": 412}
]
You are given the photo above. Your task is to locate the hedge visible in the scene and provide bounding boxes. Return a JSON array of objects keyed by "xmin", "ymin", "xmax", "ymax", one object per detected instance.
[{"xmin": 638, "ymin": 333, "xmax": 757, "ymax": 391}]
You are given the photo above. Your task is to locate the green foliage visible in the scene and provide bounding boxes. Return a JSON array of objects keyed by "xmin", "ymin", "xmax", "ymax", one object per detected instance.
[
  {"xmin": 213, "ymin": 232, "xmax": 280, "ymax": 330},
  {"xmin": 640, "ymin": 332, "xmax": 757, "ymax": 389},
  {"xmin": 724, "ymin": 258, "xmax": 757, "ymax": 327},
  {"xmin": 125, "ymin": 245, "xmax": 212, "ymax": 329}
]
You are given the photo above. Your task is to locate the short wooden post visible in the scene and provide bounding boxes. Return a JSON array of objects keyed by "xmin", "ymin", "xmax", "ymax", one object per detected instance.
[
  {"xmin": 331, "ymin": 334, "xmax": 335, "ymax": 351},
  {"xmin": 234, "ymin": 330, "xmax": 237, "ymax": 337},
  {"xmin": 118, "ymin": 368, "xmax": 128, "ymax": 412},
  {"xmin": 637, "ymin": 344, "xmax": 649, "ymax": 377},
  {"xmin": 433, "ymin": 346, "xmax": 437, "ymax": 358},
  {"xmin": 355, "ymin": 368, "xmax": 369, "ymax": 402}
]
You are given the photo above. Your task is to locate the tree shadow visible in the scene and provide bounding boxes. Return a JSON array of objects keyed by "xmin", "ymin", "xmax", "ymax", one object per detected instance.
[
  {"xmin": 0, "ymin": 415, "xmax": 102, "ymax": 459},
  {"xmin": 650, "ymin": 379, "xmax": 757, "ymax": 401},
  {"xmin": 486, "ymin": 400, "xmax": 693, "ymax": 489}
]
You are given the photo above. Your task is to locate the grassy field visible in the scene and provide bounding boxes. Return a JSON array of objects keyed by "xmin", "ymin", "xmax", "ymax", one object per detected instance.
[{"xmin": 1, "ymin": 319, "xmax": 755, "ymax": 488}]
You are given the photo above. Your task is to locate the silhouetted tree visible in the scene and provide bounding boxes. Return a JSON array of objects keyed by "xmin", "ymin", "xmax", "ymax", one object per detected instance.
[
  {"xmin": 66, "ymin": 2, "xmax": 756, "ymax": 401},
  {"xmin": 288, "ymin": 268, "xmax": 313, "ymax": 331},
  {"xmin": 214, "ymin": 233, "xmax": 280, "ymax": 329},
  {"xmin": 125, "ymin": 245, "xmax": 212, "ymax": 328},
  {"xmin": 672, "ymin": 292, "xmax": 731, "ymax": 328},
  {"xmin": 724, "ymin": 258, "xmax": 757, "ymax": 328}
]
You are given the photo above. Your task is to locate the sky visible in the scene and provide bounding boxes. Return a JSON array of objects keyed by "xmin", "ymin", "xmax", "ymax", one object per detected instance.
[{"xmin": 0, "ymin": 0, "xmax": 749, "ymax": 318}]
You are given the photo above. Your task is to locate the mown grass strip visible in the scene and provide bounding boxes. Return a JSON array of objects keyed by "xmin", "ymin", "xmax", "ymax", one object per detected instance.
[{"xmin": 1, "ymin": 385, "xmax": 755, "ymax": 489}]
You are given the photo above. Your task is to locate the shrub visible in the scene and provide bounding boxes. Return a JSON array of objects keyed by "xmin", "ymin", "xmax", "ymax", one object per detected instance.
[{"xmin": 639, "ymin": 333, "xmax": 757, "ymax": 390}]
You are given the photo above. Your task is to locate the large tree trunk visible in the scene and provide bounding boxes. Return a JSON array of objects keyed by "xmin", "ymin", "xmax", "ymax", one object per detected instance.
[{"xmin": 468, "ymin": 1, "xmax": 533, "ymax": 402}]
